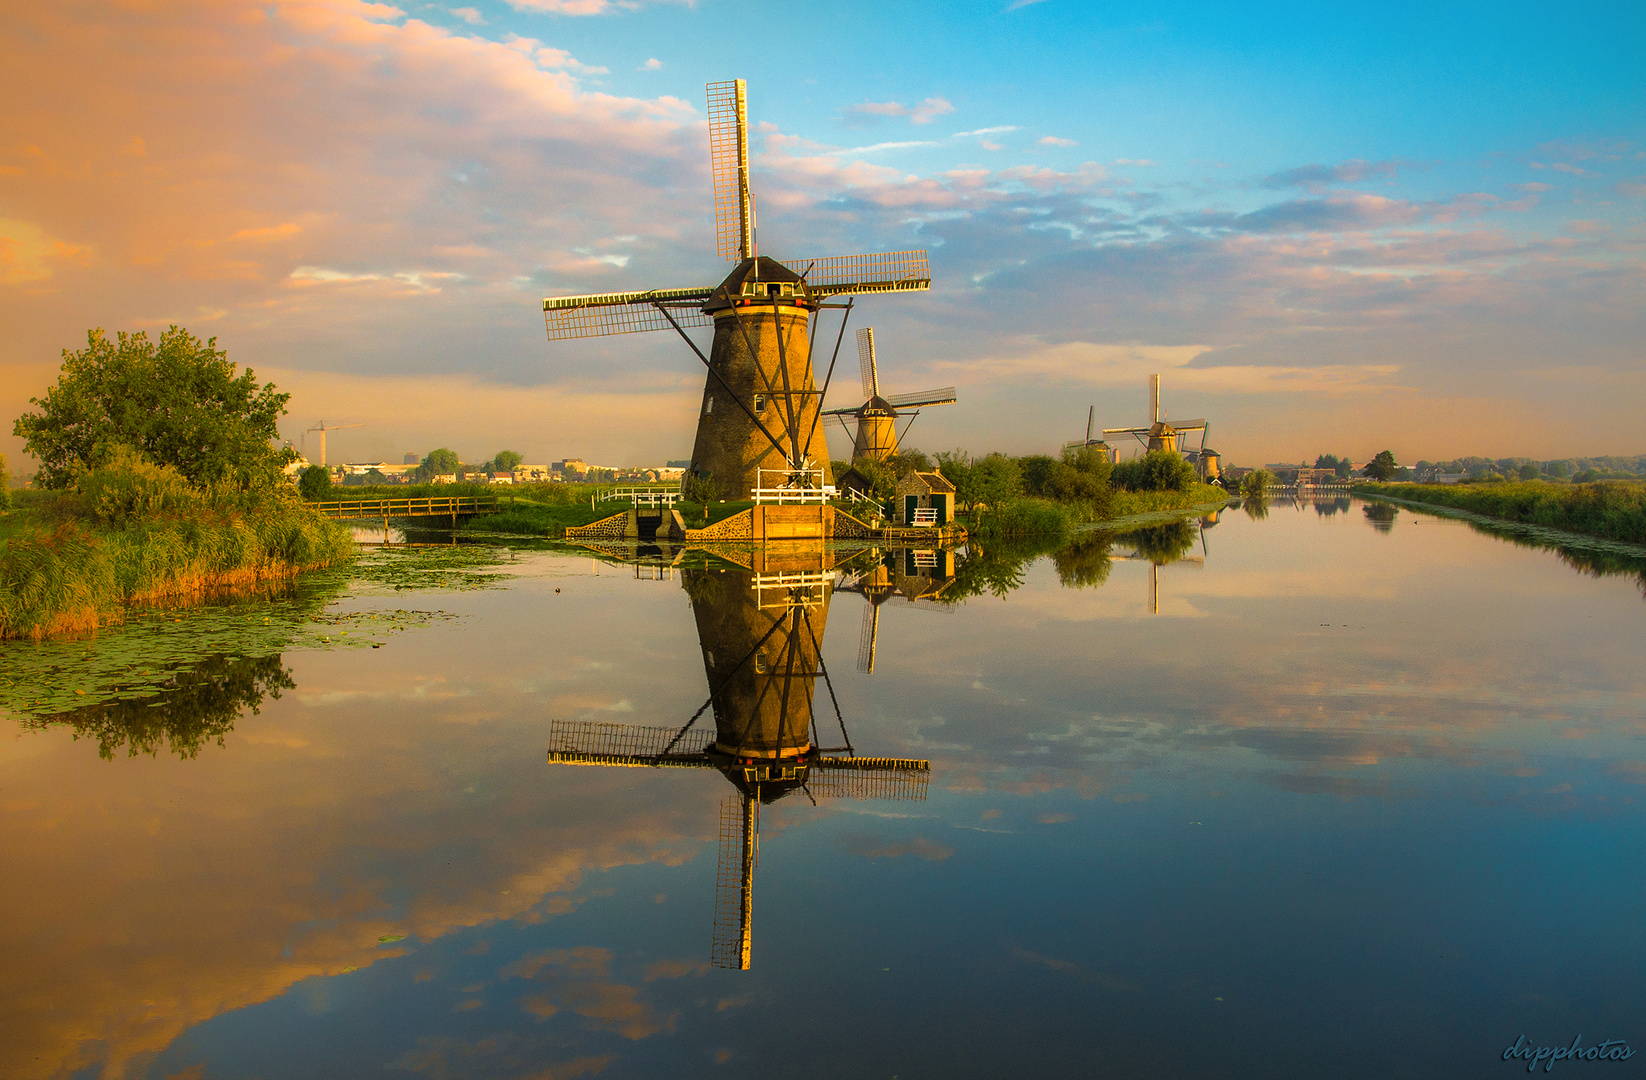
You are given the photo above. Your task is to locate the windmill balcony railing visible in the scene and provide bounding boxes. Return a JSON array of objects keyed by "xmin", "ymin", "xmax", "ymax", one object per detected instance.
[{"xmin": 751, "ymin": 469, "xmax": 834, "ymax": 505}]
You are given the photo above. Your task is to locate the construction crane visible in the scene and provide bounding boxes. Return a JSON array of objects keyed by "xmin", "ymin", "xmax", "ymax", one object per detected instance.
[{"xmin": 304, "ymin": 421, "xmax": 363, "ymax": 467}]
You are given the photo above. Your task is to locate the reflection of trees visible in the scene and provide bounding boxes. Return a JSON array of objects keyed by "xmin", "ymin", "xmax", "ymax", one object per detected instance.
[
  {"xmin": 1242, "ymin": 497, "xmax": 1269, "ymax": 521},
  {"xmin": 1117, "ymin": 520, "xmax": 1198, "ymax": 564},
  {"xmin": 23, "ymin": 654, "xmax": 294, "ymax": 760},
  {"xmin": 1363, "ymin": 503, "xmax": 1399, "ymax": 532},
  {"xmin": 1314, "ymin": 496, "xmax": 1352, "ymax": 517},
  {"xmin": 1449, "ymin": 518, "xmax": 1646, "ymax": 598},
  {"xmin": 944, "ymin": 536, "xmax": 1062, "ymax": 602},
  {"xmin": 1052, "ymin": 532, "xmax": 1115, "ymax": 589}
]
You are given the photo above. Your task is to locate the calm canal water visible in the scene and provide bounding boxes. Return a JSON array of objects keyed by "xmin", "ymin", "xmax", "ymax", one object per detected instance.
[{"xmin": 3, "ymin": 498, "xmax": 1645, "ymax": 1079}]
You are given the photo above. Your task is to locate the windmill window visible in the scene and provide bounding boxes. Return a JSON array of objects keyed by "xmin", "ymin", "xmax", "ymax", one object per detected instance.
[
  {"xmin": 754, "ymin": 654, "xmax": 770, "ymax": 674},
  {"xmin": 753, "ymin": 394, "xmax": 765, "ymax": 412},
  {"xmin": 704, "ymin": 395, "xmax": 713, "ymax": 416}
]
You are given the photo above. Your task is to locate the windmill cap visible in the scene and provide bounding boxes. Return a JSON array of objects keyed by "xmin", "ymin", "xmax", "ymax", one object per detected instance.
[{"xmin": 702, "ymin": 256, "xmax": 809, "ymax": 313}]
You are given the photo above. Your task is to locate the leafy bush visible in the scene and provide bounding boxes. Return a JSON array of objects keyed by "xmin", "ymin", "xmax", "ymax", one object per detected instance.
[
  {"xmin": 298, "ymin": 465, "xmax": 332, "ymax": 500},
  {"xmin": 1113, "ymin": 449, "xmax": 1195, "ymax": 492},
  {"xmin": 1240, "ymin": 469, "xmax": 1274, "ymax": 499},
  {"xmin": 849, "ymin": 457, "xmax": 898, "ymax": 500},
  {"xmin": 76, "ymin": 446, "xmax": 202, "ymax": 525},
  {"xmin": 0, "ymin": 453, "xmax": 10, "ymax": 511}
]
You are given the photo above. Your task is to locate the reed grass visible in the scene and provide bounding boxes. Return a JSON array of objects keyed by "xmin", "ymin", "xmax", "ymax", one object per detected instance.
[
  {"xmin": 0, "ymin": 496, "xmax": 354, "ymax": 640},
  {"xmin": 1358, "ymin": 481, "xmax": 1646, "ymax": 545},
  {"xmin": 1108, "ymin": 483, "xmax": 1230, "ymax": 520}
]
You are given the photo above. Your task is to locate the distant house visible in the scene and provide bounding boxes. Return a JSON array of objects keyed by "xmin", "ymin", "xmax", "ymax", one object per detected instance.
[
  {"xmin": 488, "ymin": 472, "xmax": 515, "ymax": 485},
  {"xmin": 555, "ymin": 458, "xmax": 587, "ymax": 479},
  {"xmin": 516, "ymin": 465, "xmax": 551, "ymax": 482},
  {"xmin": 432, "ymin": 473, "xmax": 457, "ymax": 484},
  {"xmin": 894, "ymin": 471, "xmax": 956, "ymax": 526}
]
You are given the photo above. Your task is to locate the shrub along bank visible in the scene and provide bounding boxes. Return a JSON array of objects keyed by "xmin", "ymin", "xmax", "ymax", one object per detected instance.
[
  {"xmin": 1, "ymin": 452, "xmax": 353, "ymax": 640},
  {"xmin": 1357, "ymin": 481, "xmax": 1646, "ymax": 545}
]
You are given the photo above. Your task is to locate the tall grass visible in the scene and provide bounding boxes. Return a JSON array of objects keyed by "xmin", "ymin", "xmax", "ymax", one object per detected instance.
[
  {"xmin": 1358, "ymin": 481, "xmax": 1646, "ymax": 545},
  {"xmin": 967, "ymin": 498, "xmax": 1074, "ymax": 541},
  {"xmin": 1109, "ymin": 483, "xmax": 1230, "ymax": 520},
  {"xmin": 0, "ymin": 495, "xmax": 354, "ymax": 639}
]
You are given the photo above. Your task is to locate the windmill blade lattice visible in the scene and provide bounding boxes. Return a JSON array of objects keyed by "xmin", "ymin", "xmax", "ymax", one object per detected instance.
[
  {"xmin": 858, "ymin": 327, "xmax": 879, "ymax": 399},
  {"xmin": 809, "ymin": 757, "xmax": 931, "ymax": 800},
  {"xmin": 707, "ymin": 80, "xmax": 753, "ymax": 261},
  {"xmin": 884, "ymin": 387, "xmax": 957, "ymax": 409}
]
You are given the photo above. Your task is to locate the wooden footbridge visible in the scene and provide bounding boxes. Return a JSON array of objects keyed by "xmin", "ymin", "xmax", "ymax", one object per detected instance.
[{"xmin": 310, "ymin": 495, "xmax": 499, "ymax": 528}]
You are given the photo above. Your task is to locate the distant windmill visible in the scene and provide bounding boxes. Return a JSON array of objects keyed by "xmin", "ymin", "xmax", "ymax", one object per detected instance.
[
  {"xmin": 304, "ymin": 420, "xmax": 363, "ymax": 467},
  {"xmin": 821, "ymin": 328, "xmax": 956, "ymax": 463},
  {"xmin": 542, "ymin": 80, "xmax": 933, "ymax": 499},
  {"xmin": 545, "ymin": 562, "xmax": 928, "ymax": 969},
  {"xmin": 1063, "ymin": 406, "xmax": 1117, "ymax": 463},
  {"xmin": 1103, "ymin": 374, "xmax": 1207, "ymax": 458}
]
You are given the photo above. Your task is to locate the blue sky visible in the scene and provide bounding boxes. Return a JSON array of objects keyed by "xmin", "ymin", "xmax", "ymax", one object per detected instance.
[{"xmin": 1, "ymin": 0, "xmax": 1641, "ymax": 468}]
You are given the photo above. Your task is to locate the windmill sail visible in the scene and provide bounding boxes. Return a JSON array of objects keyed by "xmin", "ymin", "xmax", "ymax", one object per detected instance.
[
  {"xmin": 858, "ymin": 327, "xmax": 879, "ymax": 399},
  {"xmin": 884, "ymin": 387, "xmax": 957, "ymax": 409},
  {"xmin": 707, "ymin": 80, "xmax": 753, "ymax": 261},
  {"xmin": 712, "ymin": 793, "xmax": 755, "ymax": 969},
  {"xmin": 543, "ymin": 290, "xmax": 717, "ymax": 341}
]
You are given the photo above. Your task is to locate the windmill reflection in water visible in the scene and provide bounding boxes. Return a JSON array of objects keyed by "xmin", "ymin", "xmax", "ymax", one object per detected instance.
[{"xmin": 546, "ymin": 555, "xmax": 930, "ymax": 970}]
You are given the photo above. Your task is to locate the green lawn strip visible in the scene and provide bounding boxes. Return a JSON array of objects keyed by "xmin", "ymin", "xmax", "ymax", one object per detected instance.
[{"xmin": 1358, "ymin": 481, "xmax": 1646, "ymax": 546}]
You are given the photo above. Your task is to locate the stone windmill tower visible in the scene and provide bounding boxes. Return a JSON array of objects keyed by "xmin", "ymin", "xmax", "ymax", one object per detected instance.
[
  {"xmin": 542, "ymin": 80, "xmax": 932, "ymax": 500},
  {"xmin": 822, "ymin": 327, "xmax": 956, "ymax": 463},
  {"xmin": 545, "ymin": 561, "xmax": 928, "ymax": 969}
]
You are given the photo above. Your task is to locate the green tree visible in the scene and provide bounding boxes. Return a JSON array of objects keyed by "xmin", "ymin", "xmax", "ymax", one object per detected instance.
[
  {"xmin": 417, "ymin": 448, "xmax": 460, "ymax": 481},
  {"xmin": 14, "ymin": 326, "xmax": 295, "ymax": 491},
  {"xmin": 1335, "ymin": 456, "xmax": 1353, "ymax": 479},
  {"xmin": 1362, "ymin": 450, "xmax": 1398, "ymax": 481},
  {"xmin": 850, "ymin": 457, "xmax": 898, "ymax": 500},
  {"xmin": 1519, "ymin": 463, "xmax": 1540, "ymax": 481},
  {"xmin": 297, "ymin": 465, "xmax": 332, "ymax": 500},
  {"xmin": 493, "ymin": 450, "xmax": 524, "ymax": 473},
  {"xmin": 934, "ymin": 451, "xmax": 975, "ymax": 506},
  {"xmin": 0, "ymin": 453, "xmax": 10, "ymax": 511},
  {"xmin": 1240, "ymin": 468, "xmax": 1274, "ymax": 499},
  {"xmin": 971, "ymin": 453, "xmax": 1023, "ymax": 507}
]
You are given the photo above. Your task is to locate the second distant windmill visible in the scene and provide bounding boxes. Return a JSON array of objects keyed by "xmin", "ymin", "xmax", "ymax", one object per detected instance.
[{"xmin": 822, "ymin": 327, "xmax": 955, "ymax": 463}]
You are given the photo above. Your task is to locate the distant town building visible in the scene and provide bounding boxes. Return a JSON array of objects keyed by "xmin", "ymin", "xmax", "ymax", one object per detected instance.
[
  {"xmin": 516, "ymin": 464, "xmax": 551, "ymax": 482},
  {"xmin": 488, "ymin": 472, "xmax": 515, "ymax": 484},
  {"xmin": 403, "ymin": 452, "xmax": 420, "ymax": 464},
  {"xmin": 555, "ymin": 458, "xmax": 587, "ymax": 478}
]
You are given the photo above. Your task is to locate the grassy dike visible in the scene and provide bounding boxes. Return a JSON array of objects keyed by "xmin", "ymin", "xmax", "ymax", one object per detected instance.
[
  {"xmin": 0, "ymin": 492, "xmax": 355, "ymax": 640},
  {"xmin": 1357, "ymin": 481, "xmax": 1646, "ymax": 546}
]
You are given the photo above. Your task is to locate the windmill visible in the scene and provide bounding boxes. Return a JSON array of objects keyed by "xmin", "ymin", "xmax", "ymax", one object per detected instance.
[
  {"xmin": 545, "ymin": 561, "xmax": 928, "ymax": 969},
  {"xmin": 1062, "ymin": 406, "xmax": 1116, "ymax": 463},
  {"xmin": 542, "ymin": 80, "xmax": 932, "ymax": 500},
  {"xmin": 821, "ymin": 328, "xmax": 956, "ymax": 463},
  {"xmin": 304, "ymin": 420, "xmax": 363, "ymax": 467},
  {"xmin": 1102, "ymin": 374, "xmax": 1207, "ymax": 459}
]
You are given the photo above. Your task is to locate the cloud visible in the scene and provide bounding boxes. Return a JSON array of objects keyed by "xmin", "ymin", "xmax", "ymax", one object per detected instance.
[
  {"xmin": 639, "ymin": 57, "xmax": 661, "ymax": 70},
  {"xmin": 1618, "ymin": 177, "xmax": 1646, "ymax": 199},
  {"xmin": 842, "ymin": 96, "xmax": 956, "ymax": 127},
  {"xmin": 1005, "ymin": 0, "xmax": 1052, "ymax": 9},
  {"xmin": 1263, "ymin": 158, "xmax": 1405, "ymax": 191},
  {"xmin": 449, "ymin": 6, "xmax": 485, "ymax": 23},
  {"xmin": 1114, "ymin": 157, "xmax": 1154, "ymax": 166},
  {"xmin": 0, "ymin": 219, "xmax": 91, "ymax": 284},
  {"xmin": 1039, "ymin": 136, "xmax": 1077, "ymax": 148},
  {"xmin": 955, "ymin": 126, "xmax": 1019, "ymax": 138}
]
